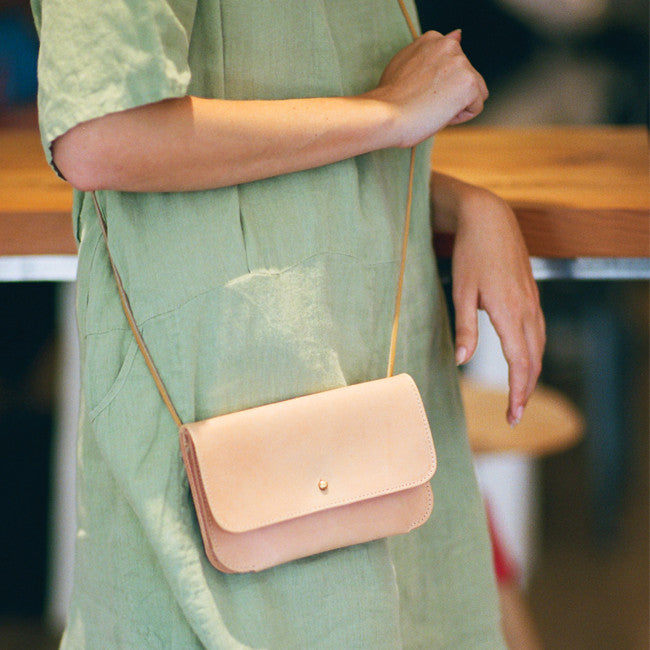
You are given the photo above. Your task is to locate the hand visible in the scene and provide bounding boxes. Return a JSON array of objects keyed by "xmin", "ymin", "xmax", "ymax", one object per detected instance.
[
  {"xmin": 450, "ymin": 187, "xmax": 545, "ymax": 425},
  {"xmin": 369, "ymin": 30, "xmax": 489, "ymax": 147}
]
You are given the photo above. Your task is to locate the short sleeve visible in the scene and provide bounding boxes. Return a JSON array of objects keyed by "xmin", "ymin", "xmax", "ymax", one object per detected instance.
[{"xmin": 32, "ymin": 0, "xmax": 197, "ymax": 169}]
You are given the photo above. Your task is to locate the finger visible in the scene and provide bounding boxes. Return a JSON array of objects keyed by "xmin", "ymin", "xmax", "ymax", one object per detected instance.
[
  {"xmin": 452, "ymin": 286, "xmax": 479, "ymax": 366},
  {"xmin": 445, "ymin": 29, "xmax": 462, "ymax": 43},
  {"xmin": 469, "ymin": 69, "xmax": 489, "ymax": 106},
  {"xmin": 505, "ymin": 331, "xmax": 530, "ymax": 426},
  {"xmin": 477, "ymin": 73, "xmax": 489, "ymax": 102},
  {"xmin": 449, "ymin": 86, "xmax": 488, "ymax": 124},
  {"xmin": 449, "ymin": 107, "xmax": 481, "ymax": 125},
  {"xmin": 490, "ymin": 312, "xmax": 531, "ymax": 425},
  {"xmin": 451, "ymin": 71, "xmax": 489, "ymax": 125},
  {"xmin": 522, "ymin": 308, "xmax": 546, "ymax": 402}
]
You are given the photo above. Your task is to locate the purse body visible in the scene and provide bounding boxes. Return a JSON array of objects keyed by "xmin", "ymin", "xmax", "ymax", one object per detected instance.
[{"xmin": 180, "ymin": 373, "xmax": 436, "ymax": 573}]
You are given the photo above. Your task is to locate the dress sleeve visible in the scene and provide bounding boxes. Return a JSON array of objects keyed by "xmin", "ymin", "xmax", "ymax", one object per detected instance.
[{"xmin": 33, "ymin": 0, "xmax": 197, "ymax": 169}]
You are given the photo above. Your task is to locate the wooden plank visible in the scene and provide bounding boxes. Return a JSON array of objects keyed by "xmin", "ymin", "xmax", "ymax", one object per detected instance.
[
  {"xmin": 513, "ymin": 207, "xmax": 648, "ymax": 258},
  {"xmin": 433, "ymin": 126, "xmax": 649, "ymax": 258},
  {"xmin": 0, "ymin": 129, "xmax": 76, "ymax": 256},
  {"xmin": 0, "ymin": 129, "xmax": 72, "ymax": 213},
  {"xmin": 433, "ymin": 126, "xmax": 648, "ymax": 211},
  {"xmin": 0, "ymin": 213, "xmax": 76, "ymax": 256}
]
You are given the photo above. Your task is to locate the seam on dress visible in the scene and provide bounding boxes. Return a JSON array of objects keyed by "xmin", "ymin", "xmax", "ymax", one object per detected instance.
[
  {"xmin": 237, "ymin": 187, "xmax": 252, "ymax": 274},
  {"xmin": 110, "ymin": 250, "xmax": 410, "ymax": 331}
]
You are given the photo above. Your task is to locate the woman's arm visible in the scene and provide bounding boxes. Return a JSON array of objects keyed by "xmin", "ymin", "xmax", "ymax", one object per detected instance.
[
  {"xmin": 430, "ymin": 171, "xmax": 545, "ymax": 426},
  {"xmin": 53, "ymin": 30, "xmax": 487, "ymax": 192}
]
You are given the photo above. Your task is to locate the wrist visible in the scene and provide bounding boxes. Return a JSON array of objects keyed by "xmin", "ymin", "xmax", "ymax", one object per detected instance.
[
  {"xmin": 358, "ymin": 89, "xmax": 409, "ymax": 149},
  {"xmin": 430, "ymin": 171, "xmax": 485, "ymax": 233},
  {"xmin": 454, "ymin": 184, "xmax": 495, "ymax": 231}
]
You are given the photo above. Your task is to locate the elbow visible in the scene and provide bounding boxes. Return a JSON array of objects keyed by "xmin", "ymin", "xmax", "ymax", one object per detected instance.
[{"xmin": 52, "ymin": 123, "xmax": 117, "ymax": 192}]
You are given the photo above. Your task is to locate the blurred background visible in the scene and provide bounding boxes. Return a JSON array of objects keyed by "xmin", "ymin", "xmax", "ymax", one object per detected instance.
[{"xmin": 0, "ymin": 0, "xmax": 648, "ymax": 647}]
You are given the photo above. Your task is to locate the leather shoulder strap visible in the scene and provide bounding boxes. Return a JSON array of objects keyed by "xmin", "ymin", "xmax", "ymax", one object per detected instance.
[{"xmin": 91, "ymin": 192, "xmax": 183, "ymax": 428}]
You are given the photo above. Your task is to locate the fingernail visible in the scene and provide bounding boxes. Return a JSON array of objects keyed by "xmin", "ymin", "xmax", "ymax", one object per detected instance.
[
  {"xmin": 510, "ymin": 405, "xmax": 524, "ymax": 427},
  {"xmin": 456, "ymin": 346, "xmax": 467, "ymax": 365}
]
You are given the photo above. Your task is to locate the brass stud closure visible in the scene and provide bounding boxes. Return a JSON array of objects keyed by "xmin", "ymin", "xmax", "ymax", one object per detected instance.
[{"xmin": 318, "ymin": 479, "xmax": 328, "ymax": 491}]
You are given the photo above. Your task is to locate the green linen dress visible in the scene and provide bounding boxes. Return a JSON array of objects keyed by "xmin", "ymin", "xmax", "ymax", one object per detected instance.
[{"xmin": 33, "ymin": 0, "xmax": 504, "ymax": 647}]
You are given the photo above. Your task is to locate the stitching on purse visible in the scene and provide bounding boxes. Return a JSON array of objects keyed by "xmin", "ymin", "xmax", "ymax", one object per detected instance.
[
  {"xmin": 206, "ymin": 487, "xmax": 436, "ymax": 574},
  {"xmin": 409, "ymin": 485, "xmax": 434, "ymax": 530},
  {"xmin": 405, "ymin": 374, "xmax": 437, "ymax": 475}
]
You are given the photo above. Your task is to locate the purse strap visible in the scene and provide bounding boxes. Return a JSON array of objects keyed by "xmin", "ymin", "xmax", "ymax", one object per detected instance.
[
  {"xmin": 91, "ymin": 0, "xmax": 419, "ymax": 427},
  {"xmin": 387, "ymin": 0, "xmax": 417, "ymax": 377}
]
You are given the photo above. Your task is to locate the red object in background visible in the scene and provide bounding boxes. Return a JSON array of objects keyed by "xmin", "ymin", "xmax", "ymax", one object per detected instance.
[{"xmin": 486, "ymin": 504, "xmax": 518, "ymax": 584}]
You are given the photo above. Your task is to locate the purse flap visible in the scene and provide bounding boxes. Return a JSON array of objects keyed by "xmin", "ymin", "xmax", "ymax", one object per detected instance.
[{"xmin": 180, "ymin": 373, "xmax": 436, "ymax": 533}]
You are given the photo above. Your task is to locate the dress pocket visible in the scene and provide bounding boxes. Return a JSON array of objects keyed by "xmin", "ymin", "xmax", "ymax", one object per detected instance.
[{"xmin": 87, "ymin": 335, "xmax": 139, "ymax": 422}]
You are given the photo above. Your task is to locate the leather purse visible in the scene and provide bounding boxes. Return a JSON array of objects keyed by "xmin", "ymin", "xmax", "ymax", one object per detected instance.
[
  {"xmin": 91, "ymin": 0, "xmax": 435, "ymax": 574},
  {"xmin": 180, "ymin": 374, "xmax": 435, "ymax": 572}
]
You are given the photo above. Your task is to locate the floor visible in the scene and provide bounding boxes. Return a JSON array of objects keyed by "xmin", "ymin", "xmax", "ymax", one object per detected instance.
[
  {"xmin": 527, "ymin": 282, "xmax": 649, "ymax": 649},
  {"xmin": 529, "ymin": 425, "xmax": 649, "ymax": 649}
]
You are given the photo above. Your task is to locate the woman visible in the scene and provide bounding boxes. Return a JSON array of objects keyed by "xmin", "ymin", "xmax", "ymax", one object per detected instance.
[{"xmin": 33, "ymin": 0, "xmax": 544, "ymax": 647}]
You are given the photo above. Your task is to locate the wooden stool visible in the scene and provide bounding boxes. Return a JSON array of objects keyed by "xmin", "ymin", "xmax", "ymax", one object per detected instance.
[{"xmin": 460, "ymin": 377, "xmax": 585, "ymax": 456}]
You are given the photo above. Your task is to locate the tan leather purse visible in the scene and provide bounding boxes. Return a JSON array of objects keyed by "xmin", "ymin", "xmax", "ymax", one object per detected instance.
[
  {"xmin": 180, "ymin": 374, "xmax": 435, "ymax": 572},
  {"xmin": 91, "ymin": 0, "xmax": 435, "ymax": 574}
]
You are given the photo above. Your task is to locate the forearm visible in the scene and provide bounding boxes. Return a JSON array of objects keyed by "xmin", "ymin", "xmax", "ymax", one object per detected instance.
[
  {"xmin": 429, "ymin": 170, "xmax": 488, "ymax": 233},
  {"xmin": 53, "ymin": 31, "xmax": 489, "ymax": 193},
  {"xmin": 432, "ymin": 168, "xmax": 543, "ymax": 425},
  {"xmin": 53, "ymin": 95, "xmax": 397, "ymax": 192}
]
